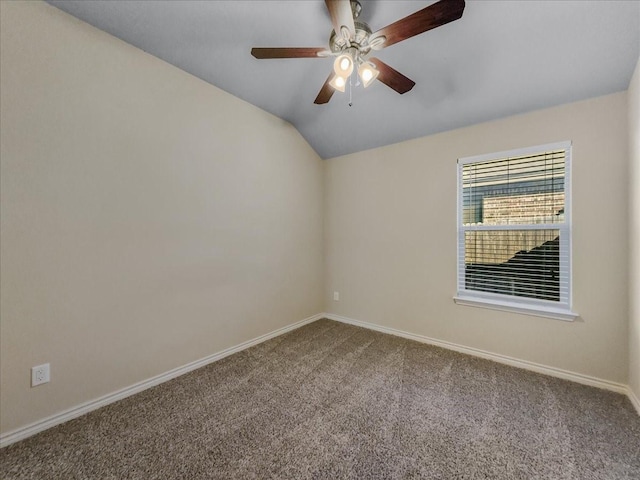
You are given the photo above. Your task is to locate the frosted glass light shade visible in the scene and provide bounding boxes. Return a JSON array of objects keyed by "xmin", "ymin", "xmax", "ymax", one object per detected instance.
[
  {"xmin": 333, "ymin": 54, "xmax": 354, "ymax": 77},
  {"xmin": 329, "ymin": 74, "xmax": 346, "ymax": 92},
  {"xmin": 358, "ymin": 63, "xmax": 379, "ymax": 88}
]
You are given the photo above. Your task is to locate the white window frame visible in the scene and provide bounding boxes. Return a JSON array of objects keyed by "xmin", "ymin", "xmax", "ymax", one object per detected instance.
[{"xmin": 454, "ymin": 141, "xmax": 578, "ymax": 322}]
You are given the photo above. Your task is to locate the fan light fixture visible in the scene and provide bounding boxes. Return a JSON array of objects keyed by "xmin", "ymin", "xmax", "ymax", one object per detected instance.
[
  {"xmin": 329, "ymin": 52, "xmax": 380, "ymax": 92},
  {"xmin": 358, "ymin": 62, "xmax": 379, "ymax": 88},
  {"xmin": 333, "ymin": 54, "xmax": 354, "ymax": 77},
  {"xmin": 329, "ymin": 75, "xmax": 346, "ymax": 92}
]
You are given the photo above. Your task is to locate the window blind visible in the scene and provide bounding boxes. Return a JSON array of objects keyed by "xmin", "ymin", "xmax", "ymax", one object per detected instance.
[{"xmin": 457, "ymin": 143, "xmax": 571, "ymax": 313}]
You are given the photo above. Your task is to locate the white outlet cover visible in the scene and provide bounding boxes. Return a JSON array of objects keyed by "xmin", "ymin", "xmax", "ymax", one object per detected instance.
[
  {"xmin": 333, "ymin": 292, "xmax": 339, "ymax": 301},
  {"xmin": 31, "ymin": 363, "xmax": 50, "ymax": 387}
]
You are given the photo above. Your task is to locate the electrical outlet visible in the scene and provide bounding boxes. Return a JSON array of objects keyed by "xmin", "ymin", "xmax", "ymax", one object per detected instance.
[
  {"xmin": 333, "ymin": 291, "xmax": 340, "ymax": 301},
  {"xmin": 31, "ymin": 363, "xmax": 50, "ymax": 387}
]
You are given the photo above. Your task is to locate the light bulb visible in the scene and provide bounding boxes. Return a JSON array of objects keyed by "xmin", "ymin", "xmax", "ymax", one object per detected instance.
[
  {"xmin": 333, "ymin": 54, "xmax": 354, "ymax": 77},
  {"xmin": 329, "ymin": 74, "xmax": 347, "ymax": 93},
  {"xmin": 358, "ymin": 62, "xmax": 379, "ymax": 88}
]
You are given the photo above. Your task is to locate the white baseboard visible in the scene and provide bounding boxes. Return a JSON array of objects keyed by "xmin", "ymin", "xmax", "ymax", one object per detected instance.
[
  {"xmin": 628, "ymin": 387, "xmax": 640, "ymax": 416},
  {"xmin": 0, "ymin": 313, "xmax": 324, "ymax": 448},
  {"xmin": 3, "ymin": 311, "xmax": 636, "ymax": 448},
  {"xmin": 324, "ymin": 313, "xmax": 631, "ymax": 397}
]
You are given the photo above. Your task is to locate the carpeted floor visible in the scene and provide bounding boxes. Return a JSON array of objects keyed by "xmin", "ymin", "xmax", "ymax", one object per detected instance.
[{"xmin": 1, "ymin": 319, "xmax": 639, "ymax": 479}]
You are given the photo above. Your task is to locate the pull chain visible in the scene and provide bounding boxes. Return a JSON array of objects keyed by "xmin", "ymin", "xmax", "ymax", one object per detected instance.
[{"xmin": 348, "ymin": 69, "xmax": 353, "ymax": 107}]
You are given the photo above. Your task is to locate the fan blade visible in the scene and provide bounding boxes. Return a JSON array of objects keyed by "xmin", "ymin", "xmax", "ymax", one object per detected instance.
[
  {"xmin": 325, "ymin": 0, "xmax": 355, "ymax": 41},
  {"xmin": 369, "ymin": 58, "xmax": 415, "ymax": 94},
  {"xmin": 251, "ymin": 47, "xmax": 327, "ymax": 59},
  {"xmin": 314, "ymin": 72, "xmax": 336, "ymax": 104},
  {"xmin": 370, "ymin": 0, "xmax": 465, "ymax": 49}
]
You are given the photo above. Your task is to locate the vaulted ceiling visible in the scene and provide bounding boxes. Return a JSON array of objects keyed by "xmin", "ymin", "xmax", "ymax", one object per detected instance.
[{"xmin": 48, "ymin": 1, "xmax": 639, "ymax": 159}]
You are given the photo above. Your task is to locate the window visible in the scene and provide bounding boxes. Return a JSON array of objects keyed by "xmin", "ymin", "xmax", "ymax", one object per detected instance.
[{"xmin": 454, "ymin": 141, "xmax": 577, "ymax": 321}]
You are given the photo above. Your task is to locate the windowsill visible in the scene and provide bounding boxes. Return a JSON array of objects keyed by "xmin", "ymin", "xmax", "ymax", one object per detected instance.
[{"xmin": 453, "ymin": 295, "xmax": 579, "ymax": 322}]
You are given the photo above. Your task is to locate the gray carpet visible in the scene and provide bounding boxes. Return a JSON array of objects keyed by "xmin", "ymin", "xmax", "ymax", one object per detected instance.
[{"xmin": 1, "ymin": 319, "xmax": 639, "ymax": 479}]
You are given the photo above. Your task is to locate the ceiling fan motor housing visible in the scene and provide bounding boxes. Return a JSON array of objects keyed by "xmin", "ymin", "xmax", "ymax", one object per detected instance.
[{"xmin": 329, "ymin": 21, "xmax": 373, "ymax": 60}]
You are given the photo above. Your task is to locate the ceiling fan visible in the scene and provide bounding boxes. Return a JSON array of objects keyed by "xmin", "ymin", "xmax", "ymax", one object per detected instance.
[{"xmin": 251, "ymin": 0, "xmax": 466, "ymax": 104}]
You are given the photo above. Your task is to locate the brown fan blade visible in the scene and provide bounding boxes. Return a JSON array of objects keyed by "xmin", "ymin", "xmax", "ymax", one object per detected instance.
[
  {"xmin": 251, "ymin": 47, "xmax": 327, "ymax": 59},
  {"xmin": 370, "ymin": 0, "xmax": 465, "ymax": 49},
  {"xmin": 369, "ymin": 58, "xmax": 415, "ymax": 94},
  {"xmin": 325, "ymin": 0, "xmax": 355, "ymax": 41},
  {"xmin": 314, "ymin": 72, "xmax": 336, "ymax": 104}
]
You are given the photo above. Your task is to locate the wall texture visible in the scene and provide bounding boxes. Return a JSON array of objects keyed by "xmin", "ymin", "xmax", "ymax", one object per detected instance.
[
  {"xmin": 629, "ymin": 56, "xmax": 640, "ymax": 403},
  {"xmin": 325, "ymin": 92, "xmax": 629, "ymax": 384},
  {"xmin": 0, "ymin": 1, "xmax": 324, "ymax": 434}
]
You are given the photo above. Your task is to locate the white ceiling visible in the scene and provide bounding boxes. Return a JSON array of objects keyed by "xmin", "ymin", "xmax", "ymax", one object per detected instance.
[{"xmin": 48, "ymin": 0, "xmax": 639, "ymax": 159}]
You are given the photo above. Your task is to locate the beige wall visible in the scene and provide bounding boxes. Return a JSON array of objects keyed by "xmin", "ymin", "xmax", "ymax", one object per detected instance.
[
  {"xmin": 325, "ymin": 92, "xmax": 629, "ymax": 384},
  {"xmin": 0, "ymin": 1, "xmax": 324, "ymax": 434},
  {"xmin": 630, "ymin": 56, "xmax": 640, "ymax": 402}
]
